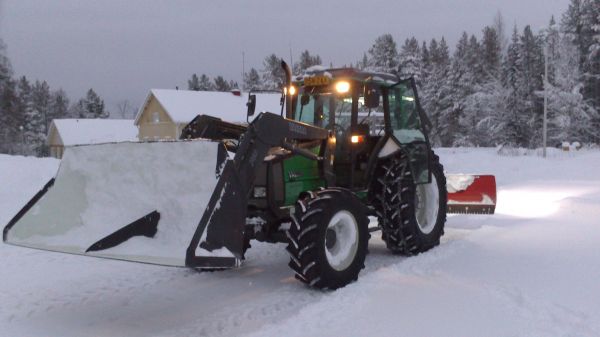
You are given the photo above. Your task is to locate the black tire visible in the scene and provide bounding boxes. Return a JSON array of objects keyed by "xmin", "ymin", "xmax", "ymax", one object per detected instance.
[
  {"xmin": 286, "ymin": 188, "xmax": 370, "ymax": 289},
  {"xmin": 372, "ymin": 150, "xmax": 447, "ymax": 255}
]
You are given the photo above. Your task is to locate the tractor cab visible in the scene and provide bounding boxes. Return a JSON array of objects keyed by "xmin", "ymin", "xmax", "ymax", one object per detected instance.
[{"xmin": 289, "ymin": 68, "xmax": 431, "ymax": 189}]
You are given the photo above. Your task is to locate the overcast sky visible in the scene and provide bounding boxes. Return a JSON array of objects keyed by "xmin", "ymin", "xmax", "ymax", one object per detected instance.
[{"xmin": 0, "ymin": 0, "xmax": 568, "ymax": 113}]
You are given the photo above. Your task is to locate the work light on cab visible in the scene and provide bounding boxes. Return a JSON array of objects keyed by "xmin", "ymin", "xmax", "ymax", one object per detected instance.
[{"xmin": 335, "ymin": 81, "xmax": 350, "ymax": 94}]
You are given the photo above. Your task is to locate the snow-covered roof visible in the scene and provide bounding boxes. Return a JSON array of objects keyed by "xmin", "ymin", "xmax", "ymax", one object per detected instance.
[
  {"xmin": 135, "ymin": 89, "xmax": 282, "ymax": 124},
  {"xmin": 49, "ymin": 119, "xmax": 138, "ymax": 146}
]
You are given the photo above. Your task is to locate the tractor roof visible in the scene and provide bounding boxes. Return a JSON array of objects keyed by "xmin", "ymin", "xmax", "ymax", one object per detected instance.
[{"xmin": 295, "ymin": 67, "xmax": 399, "ymax": 87}]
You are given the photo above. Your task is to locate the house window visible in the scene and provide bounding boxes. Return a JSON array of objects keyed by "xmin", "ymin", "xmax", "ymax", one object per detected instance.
[{"xmin": 152, "ymin": 111, "xmax": 160, "ymax": 123}]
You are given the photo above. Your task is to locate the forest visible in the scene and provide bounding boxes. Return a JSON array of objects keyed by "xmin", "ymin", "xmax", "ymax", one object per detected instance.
[{"xmin": 1, "ymin": 0, "xmax": 598, "ymax": 155}]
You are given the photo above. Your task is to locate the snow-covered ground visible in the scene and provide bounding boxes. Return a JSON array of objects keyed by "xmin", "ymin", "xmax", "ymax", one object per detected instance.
[{"xmin": 1, "ymin": 148, "xmax": 600, "ymax": 337}]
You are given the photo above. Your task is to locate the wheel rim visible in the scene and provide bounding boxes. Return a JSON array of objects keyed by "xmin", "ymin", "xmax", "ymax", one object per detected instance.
[
  {"xmin": 414, "ymin": 175, "xmax": 440, "ymax": 234},
  {"xmin": 325, "ymin": 210, "xmax": 359, "ymax": 271}
]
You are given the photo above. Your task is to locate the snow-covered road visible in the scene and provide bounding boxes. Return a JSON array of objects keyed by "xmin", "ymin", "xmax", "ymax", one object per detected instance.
[{"xmin": 1, "ymin": 148, "xmax": 600, "ymax": 337}]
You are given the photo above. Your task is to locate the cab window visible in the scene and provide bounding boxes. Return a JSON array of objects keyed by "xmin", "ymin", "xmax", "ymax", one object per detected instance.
[{"xmin": 388, "ymin": 82, "xmax": 425, "ymax": 144}]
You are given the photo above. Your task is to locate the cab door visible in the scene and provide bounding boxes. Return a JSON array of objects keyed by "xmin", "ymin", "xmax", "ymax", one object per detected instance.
[{"xmin": 387, "ymin": 78, "xmax": 432, "ymax": 184}]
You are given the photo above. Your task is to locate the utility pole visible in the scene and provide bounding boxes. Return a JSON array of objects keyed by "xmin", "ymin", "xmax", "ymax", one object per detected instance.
[
  {"xmin": 289, "ymin": 43, "xmax": 293, "ymax": 73},
  {"xmin": 242, "ymin": 51, "xmax": 245, "ymax": 91},
  {"xmin": 543, "ymin": 45, "xmax": 548, "ymax": 158}
]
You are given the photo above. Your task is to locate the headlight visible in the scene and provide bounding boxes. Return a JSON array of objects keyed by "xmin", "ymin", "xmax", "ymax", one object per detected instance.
[
  {"xmin": 288, "ymin": 85, "xmax": 297, "ymax": 95},
  {"xmin": 351, "ymin": 135, "xmax": 364, "ymax": 144}
]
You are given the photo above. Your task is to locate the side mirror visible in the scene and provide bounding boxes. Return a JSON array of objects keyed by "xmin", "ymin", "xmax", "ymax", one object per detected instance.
[
  {"xmin": 246, "ymin": 94, "xmax": 256, "ymax": 118},
  {"xmin": 300, "ymin": 94, "xmax": 310, "ymax": 106},
  {"xmin": 364, "ymin": 84, "xmax": 380, "ymax": 109}
]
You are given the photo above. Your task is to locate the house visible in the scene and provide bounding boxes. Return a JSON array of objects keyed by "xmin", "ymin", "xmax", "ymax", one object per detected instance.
[
  {"xmin": 47, "ymin": 119, "xmax": 138, "ymax": 158},
  {"xmin": 134, "ymin": 89, "xmax": 282, "ymax": 141}
]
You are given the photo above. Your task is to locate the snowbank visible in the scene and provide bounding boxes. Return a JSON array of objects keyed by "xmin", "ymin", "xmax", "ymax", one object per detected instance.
[
  {"xmin": 50, "ymin": 119, "xmax": 138, "ymax": 146},
  {"xmin": 1, "ymin": 147, "xmax": 600, "ymax": 337}
]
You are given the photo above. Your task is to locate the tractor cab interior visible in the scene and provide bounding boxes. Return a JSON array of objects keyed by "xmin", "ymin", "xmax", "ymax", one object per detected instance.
[{"xmin": 292, "ymin": 79, "xmax": 384, "ymax": 189}]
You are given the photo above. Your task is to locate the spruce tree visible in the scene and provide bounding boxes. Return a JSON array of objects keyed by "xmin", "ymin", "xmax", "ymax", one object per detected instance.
[
  {"xmin": 49, "ymin": 89, "xmax": 70, "ymax": 121},
  {"xmin": 498, "ymin": 26, "xmax": 530, "ymax": 147},
  {"xmin": 582, "ymin": 0, "xmax": 600, "ymax": 113},
  {"xmin": 15, "ymin": 76, "xmax": 32, "ymax": 140},
  {"xmin": 517, "ymin": 25, "xmax": 545, "ymax": 147},
  {"xmin": 467, "ymin": 77, "xmax": 513, "ymax": 147},
  {"xmin": 457, "ymin": 34, "xmax": 489, "ymax": 146},
  {"xmin": 358, "ymin": 52, "xmax": 368, "ymax": 70},
  {"xmin": 420, "ymin": 38, "xmax": 451, "ymax": 146},
  {"xmin": 545, "ymin": 27, "xmax": 598, "ymax": 143},
  {"xmin": 0, "ymin": 39, "xmax": 15, "ymax": 153},
  {"xmin": 293, "ymin": 50, "xmax": 322, "ymax": 74},
  {"xmin": 243, "ymin": 68, "xmax": 261, "ymax": 91},
  {"xmin": 198, "ymin": 74, "xmax": 213, "ymax": 91},
  {"xmin": 438, "ymin": 32, "xmax": 471, "ymax": 146},
  {"xmin": 22, "ymin": 80, "xmax": 50, "ymax": 155},
  {"xmin": 213, "ymin": 76, "xmax": 231, "ymax": 92},
  {"xmin": 561, "ymin": 0, "xmax": 591, "ymax": 69},
  {"xmin": 32, "ymin": 81, "xmax": 51, "ymax": 134},
  {"xmin": 367, "ymin": 34, "xmax": 399, "ymax": 74},
  {"xmin": 421, "ymin": 41, "xmax": 431, "ymax": 80},
  {"xmin": 261, "ymin": 54, "xmax": 286, "ymax": 90},
  {"xmin": 188, "ymin": 73, "xmax": 201, "ymax": 91},
  {"xmin": 493, "ymin": 11, "xmax": 509, "ymax": 52},
  {"xmin": 590, "ymin": 1, "xmax": 600, "ymax": 137},
  {"xmin": 398, "ymin": 37, "xmax": 422, "ymax": 81},
  {"xmin": 76, "ymin": 89, "xmax": 107, "ymax": 119},
  {"xmin": 545, "ymin": 16, "xmax": 561, "ymax": 85},
  {"xmin": 0, "ymin": 79, "xmax": 19, "ymax": 154},
  {"xmin": 0, "ymin": 39, "xmax": 11, "ymax": 84},
  {"xmin": 481, "ymin": 26, "xmax": 502, "ymax": 80}
]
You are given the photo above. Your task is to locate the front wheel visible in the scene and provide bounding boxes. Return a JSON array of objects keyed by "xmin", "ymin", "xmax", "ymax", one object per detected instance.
[{"xmin": 286, "ymin": 188, "xmax": 370, "ymax": 289}]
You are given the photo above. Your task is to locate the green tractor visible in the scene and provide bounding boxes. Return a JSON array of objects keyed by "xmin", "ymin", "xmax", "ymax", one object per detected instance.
[
  {"xmin": 4, "ymin": 61, "xmax": 496, "ymax": 289},
  {"xmin": 238, "ymin": 64, "xmax": 449, "ymax": 288}
]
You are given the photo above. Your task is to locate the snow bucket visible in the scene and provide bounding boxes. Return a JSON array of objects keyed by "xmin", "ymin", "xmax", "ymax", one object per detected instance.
[{"xmin": 3, "ymin": 140, "xmax": 239, "ymax": 267}]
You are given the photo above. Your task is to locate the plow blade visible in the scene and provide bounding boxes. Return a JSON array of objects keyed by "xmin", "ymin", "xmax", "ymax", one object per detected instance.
[
  {"xmin": 446, "ymin": 174, "xmax": 497, "ymax": 214},
  {"xmin": 3, "ymin": 140, "xmax": 242, "ymax": 268}
]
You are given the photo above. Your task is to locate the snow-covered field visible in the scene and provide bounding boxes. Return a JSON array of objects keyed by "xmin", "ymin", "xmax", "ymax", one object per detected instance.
[{"xmin": 1, "ymin": 148, "xmax": 600, "ymax": 337}]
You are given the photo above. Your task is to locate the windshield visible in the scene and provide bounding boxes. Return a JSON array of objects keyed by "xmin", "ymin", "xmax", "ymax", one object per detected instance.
[
  {"xmin": 294, "ymin": 92, "xmax": 348, "ymax": 129},
  {"xmin": 293, "ymin": 90, "xmax": 384, "ymax": 135}
]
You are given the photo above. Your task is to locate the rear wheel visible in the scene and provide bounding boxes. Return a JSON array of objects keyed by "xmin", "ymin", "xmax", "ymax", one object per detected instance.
[
  {"xmin": 286, "ymin": 188, "xmax": 370, "ymax": 289},
  {"xmin": 372, "ymin": 151, "xmax": 447, "ymax": 255}
]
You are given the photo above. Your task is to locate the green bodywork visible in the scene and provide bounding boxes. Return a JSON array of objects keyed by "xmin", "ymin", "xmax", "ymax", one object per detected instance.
[
  {"xmin": 281, "ymin": 147, "xmax": 369, "ymax": 206},
  {"xmin": 282, "ymin": 147, "xmax": 325, "ymax": 206}
]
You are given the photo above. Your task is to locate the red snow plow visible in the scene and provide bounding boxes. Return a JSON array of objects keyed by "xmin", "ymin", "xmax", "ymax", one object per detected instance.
[{"xmin": 446, "ymin": 174, "xmax": 497, "ymax": 214}]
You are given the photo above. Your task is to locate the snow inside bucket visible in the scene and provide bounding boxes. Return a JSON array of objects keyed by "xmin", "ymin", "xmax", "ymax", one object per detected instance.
[{"xmin": 4, "ymin": 140, "xmax": 224, "ymax": 266}]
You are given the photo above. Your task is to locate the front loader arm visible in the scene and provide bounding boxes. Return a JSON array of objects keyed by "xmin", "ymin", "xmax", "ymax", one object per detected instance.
[{"xmin": 185, "ymin": 112, "xmax": 329, "ymax": 268}]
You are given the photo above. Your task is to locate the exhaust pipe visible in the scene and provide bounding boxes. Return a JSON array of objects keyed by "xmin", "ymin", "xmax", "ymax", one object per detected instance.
[{"xmin": 281, "ymin": 60, "xmax": 293, "ymax": 119}]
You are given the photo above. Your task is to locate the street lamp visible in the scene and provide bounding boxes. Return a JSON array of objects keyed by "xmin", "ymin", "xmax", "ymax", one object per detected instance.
[
  {"xmin": 542, "ymin": 45, "xmax": 548, "ymax": 158},
  {"xmin": 19, "ymin": 125, "xmax": 25, "ymax": 154}
]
